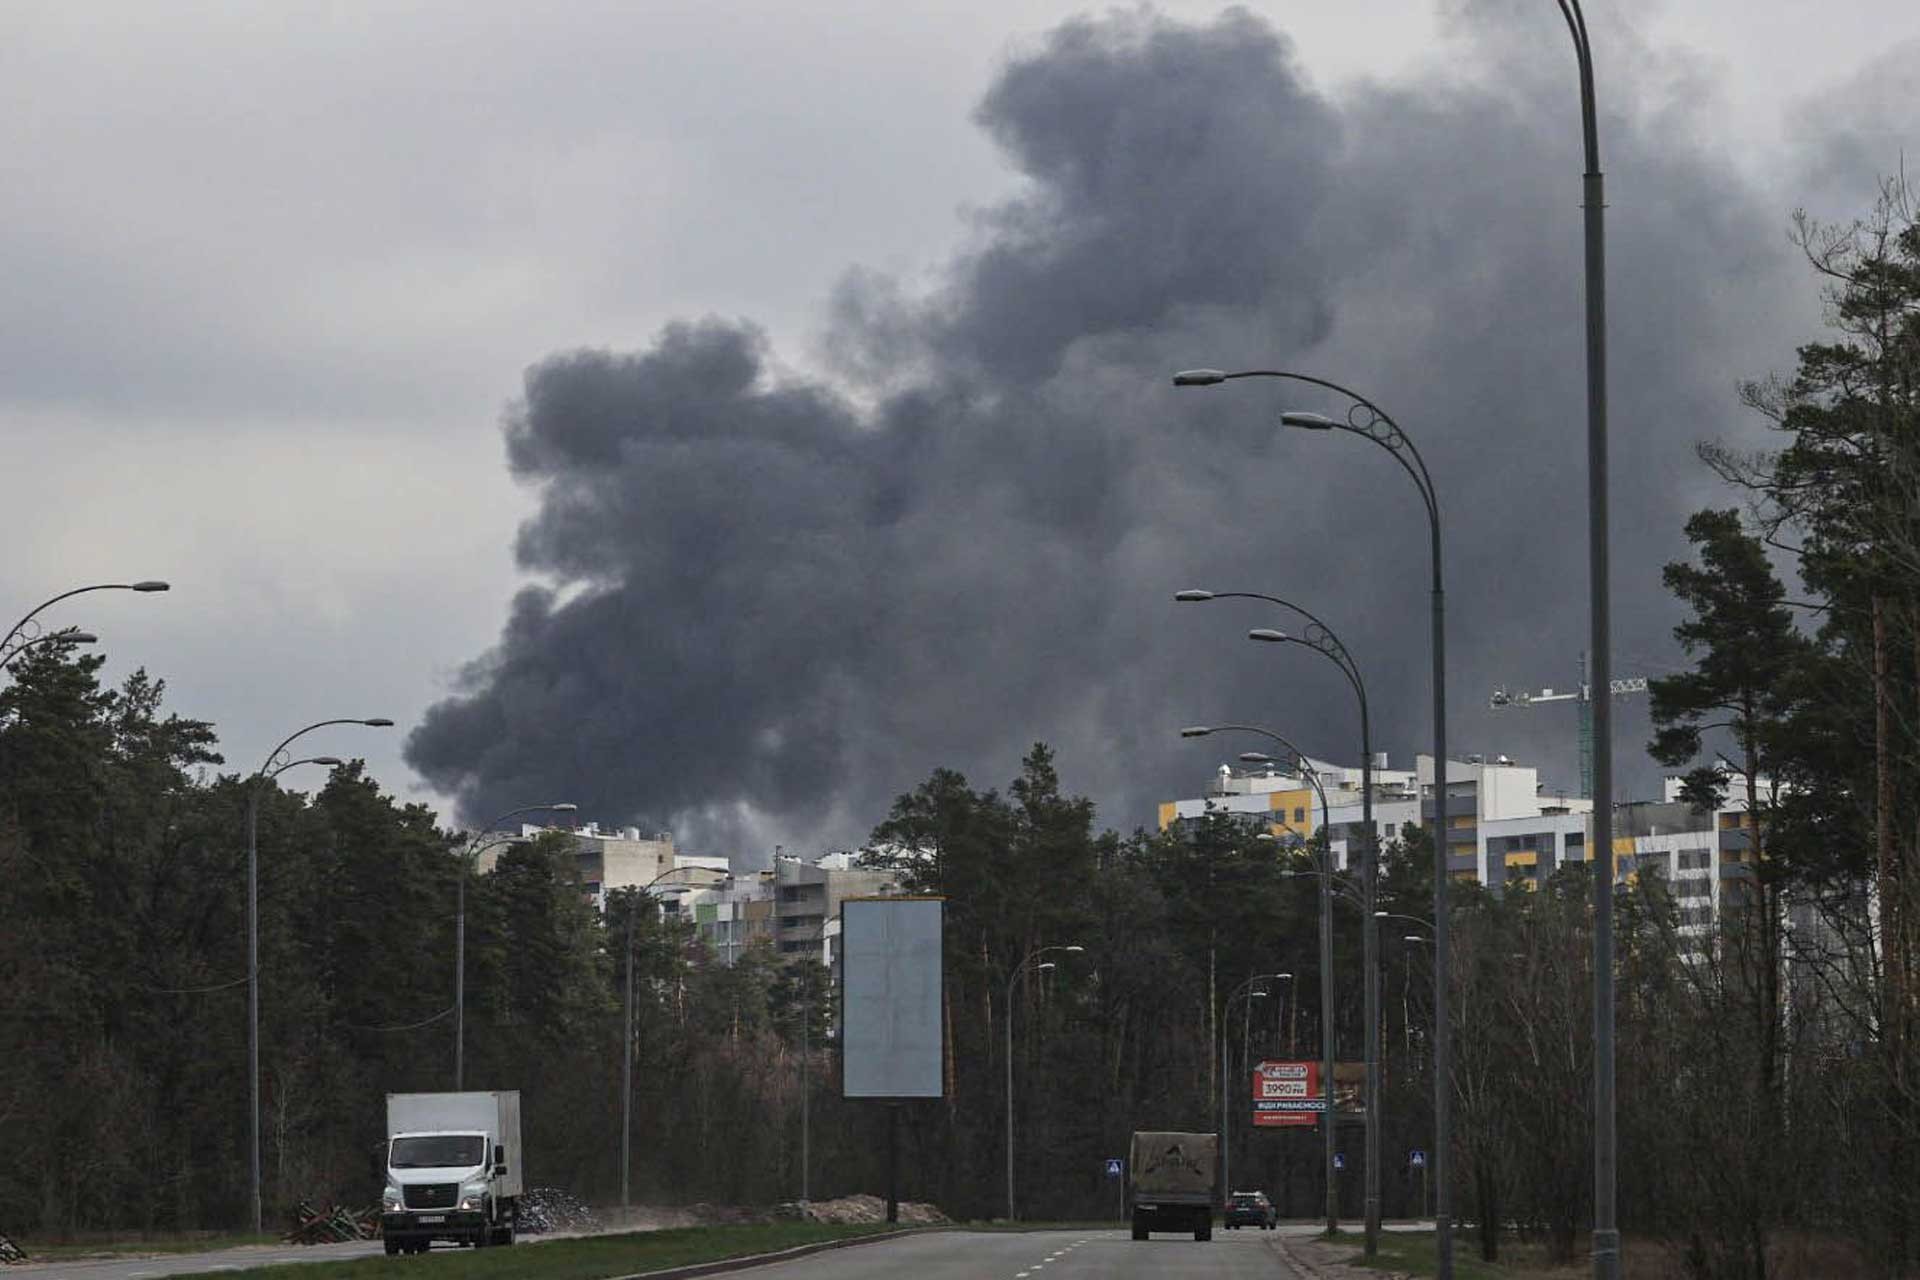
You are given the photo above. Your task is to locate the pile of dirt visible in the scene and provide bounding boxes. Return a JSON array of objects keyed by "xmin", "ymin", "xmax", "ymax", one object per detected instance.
[
  {"xmin": 775, "ymin": 1194, "xmax": 948, "ymax": 1226},
  {"xmin": 519, "ymin": 1187, "xmax": 600, "ymax": 1235}
]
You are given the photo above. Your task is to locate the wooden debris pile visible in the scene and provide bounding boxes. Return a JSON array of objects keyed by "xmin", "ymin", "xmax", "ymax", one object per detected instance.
[{"xmin": 284, "ymin": 1201, "xmax": 381, "ymax": 1245}]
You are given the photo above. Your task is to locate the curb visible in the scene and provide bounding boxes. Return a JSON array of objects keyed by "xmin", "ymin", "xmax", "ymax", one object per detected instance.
[
  {"xmin": 1270, "ymin": 1231, "xmax": 1331, "ymax": 1280},
  {"xmin": 609, "ymin": 1226, "xmax": 939, "ymax": 1280}
]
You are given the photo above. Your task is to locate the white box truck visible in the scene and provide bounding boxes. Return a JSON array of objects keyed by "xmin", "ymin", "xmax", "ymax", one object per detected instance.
[
  {"xmin": 1128, "ymin": 1130, "xmax": 1218, "ymax": 1241},
  {"xmin": 379, "ymin": 1091, "xmax": 523, "ymax": 1254}
]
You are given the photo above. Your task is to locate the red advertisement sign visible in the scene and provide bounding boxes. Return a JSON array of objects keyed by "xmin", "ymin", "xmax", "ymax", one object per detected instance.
[{"xmin": 1252, "ymin": 1059, "xmax": 1324, "ymax": 1128}]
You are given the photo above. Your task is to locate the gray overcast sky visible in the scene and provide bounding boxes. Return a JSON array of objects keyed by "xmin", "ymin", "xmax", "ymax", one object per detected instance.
[{"xmin": 4, "ymin": 1, "xmax": 1915, "ymax": 858}]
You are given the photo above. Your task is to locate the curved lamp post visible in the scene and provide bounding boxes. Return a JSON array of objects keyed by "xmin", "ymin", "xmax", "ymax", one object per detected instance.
[
  {"xmin": 1179, "ymin": 587, "xmax": 1385, "ymax": 1252},
  {"xmin": 1181, "ymin": 723, "xmax": 1337, "ymax": 1235},
  {"xmin": 623, "ymin": 865, "xmax": 732, "ymax": 1208},
  {"xmin": 454, "ymin": 803, "xmax": 578, "ymax": 1089},
  {"xmin": 1005, "ymin": 943, "xmax": 1084, "ymax": 1221},
  {"xmin": 1548, "ymin": 5, "xmax": 1617, "ymax": 1274},
  {"xmin": 246, "ymin": 717, "xmax": 392, "ymax": 1234},
  {"xmin": 1, "ymin": 629, "xmax": 98, "ymax": 668},
  {"xmin": 2, "ymin": 580, "xmax": 169, "ymax": 657},
  {"xmin": 1174, "ymin": 368, "xmax": 1447, "ymax": 1267}
]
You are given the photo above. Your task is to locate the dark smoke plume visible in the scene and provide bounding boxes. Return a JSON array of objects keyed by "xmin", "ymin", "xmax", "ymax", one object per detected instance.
[{"xmin": 408, "ymin": 6, "xmax": 1824, "ymax": 858}]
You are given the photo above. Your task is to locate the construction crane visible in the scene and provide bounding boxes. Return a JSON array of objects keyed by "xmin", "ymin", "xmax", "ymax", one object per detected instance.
[{"xmin": 1488, "ymin": 652, "xmax": 1648, "ymax": 800}]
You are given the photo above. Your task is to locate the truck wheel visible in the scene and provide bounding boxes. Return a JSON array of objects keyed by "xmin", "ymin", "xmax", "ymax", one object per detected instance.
[
  {"xmin": 1196, "ymin": 1225, "xmax": 1212, "ymax": 1241},
  {"xmin": 383, "ymin": 1239, "xmax": 400, "ymax": 1256},
  {"xmin": 1131, "ymin": 1212, "xmax": 1148, "ymax": 1241}
]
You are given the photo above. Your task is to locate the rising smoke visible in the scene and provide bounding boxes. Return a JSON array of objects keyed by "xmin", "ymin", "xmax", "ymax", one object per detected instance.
[{"xmin": 406, "ymin": 5, "xmax": 1831, "ymax": 859}]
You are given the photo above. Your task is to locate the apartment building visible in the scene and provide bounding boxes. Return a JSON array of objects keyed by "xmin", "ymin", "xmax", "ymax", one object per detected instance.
[
  {"xmin": 1160, "ymin": 751, "xmax": 1581, "ymax": 879},
  {"xmin": 676, "ymin": 851, "xmax": 904, "ymax": 965},
  {"xmin": 474, "ymin": 821, "xmax": 729, "ymax": 911}
]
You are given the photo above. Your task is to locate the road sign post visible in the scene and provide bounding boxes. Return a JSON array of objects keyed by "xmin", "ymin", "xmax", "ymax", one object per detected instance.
[
  {"xmin": 1410, "ymin": 1150, "xmax": 1428, "ymax": 1222},
  {"xmin": 1106, "ymin": 1158, "xmax": 1124, "ymax": 1223}
]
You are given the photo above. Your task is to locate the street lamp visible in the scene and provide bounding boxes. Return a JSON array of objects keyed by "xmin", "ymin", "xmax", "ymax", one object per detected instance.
[
  {"xmin": 1, "ymin": 629, "xmax": 98, "ymax": 668},
  {"xmin": 1221, "ymin": 974, "xmax": 1283, "ymax": 1203},
  {"xmin": 1006, "ymin": 943, "xmax": 1084, "ymax": 1221},
  {"xmin": 454, "ymin": 803, "xmax": 578, "ymax": 1089},
  {"xmin": 622, "ymin": 865, "xmax": 731, "ymax": 1209},
  {"xmin": 1544, "ymin": 6, "xmax": 1617, "ymax": 1275},
  {"xmin": 1181, "ymin": 588, "xmax": 1385, "ymax": 1245},
  {"xmin": 2, "ymin": 579, "xmax": 169, "ymax": 663},
  {"xmin": 1181, "ymin": 723, "xmax": 1338, "ymax": 1235},
  {"xmin": 246, "ymin": 717, "xmax": 392, "ymax": 1233},
  {"xmin": 1174, "ymin": 367, "xmax": 1449, "ymax": 1272},
  {"xmin": 1192, "ymin": 591, "xmax": 1385, "ymax": 1254},
  {"xmin": 1376, "ymin": 911, "xmax": 1434, "ymax": 932}
]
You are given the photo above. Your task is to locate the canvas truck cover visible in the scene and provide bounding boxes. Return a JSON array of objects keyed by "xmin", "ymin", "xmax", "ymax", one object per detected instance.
[{"xmin": 1128, "ymin": 1131, "xmax": 1219, "ymax": 1202}]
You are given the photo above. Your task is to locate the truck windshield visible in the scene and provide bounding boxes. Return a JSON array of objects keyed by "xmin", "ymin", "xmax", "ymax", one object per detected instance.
[{"xmin": 390, "ymin": 1135, "xmax": 484, "ymax": 1168}]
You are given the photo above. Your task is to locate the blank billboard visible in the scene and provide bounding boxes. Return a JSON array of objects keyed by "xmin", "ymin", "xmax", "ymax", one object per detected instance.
[{"xmin": 840, "ymin": 897, "xmax": 944, "ymax": 1099}]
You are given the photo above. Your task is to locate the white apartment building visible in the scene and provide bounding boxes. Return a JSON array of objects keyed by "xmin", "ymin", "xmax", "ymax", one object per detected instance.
[
  {"xmin": 475, "ymin": 821, "xmax": 729, "ymax": 911},
  {"xmin": 1161, "ymin": 753, "xmax": 1773, "ymax": 956}
]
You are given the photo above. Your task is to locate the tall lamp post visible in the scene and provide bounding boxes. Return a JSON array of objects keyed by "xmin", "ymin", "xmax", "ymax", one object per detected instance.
[
  {"xmin": 455, "ymin": 803, "xmax": 578, "ymax": 1089},
  {"xmin": 1174, "ymin": 367, "xmax": 1450, "ymax": 1274},
  {"xmin": 622, "ymin": 866, "xmax": 731, "ymax": 1209},
  {"xmin": 1220, "ymin": 974, "xmax": 1283, "ymax": 1204},
  {"xmin": 1176, "ymin": 587, "xmax": 1383, "ymax": 1254},
  {"xmin": 247, "ymin": 717, "xmax": 393, "ymax": 1233},
  {"xmin": 1548, "ymin": 5, "xmax": 1617, "ymax": 1274},
  {"xmin": 1, "ymin": 580, "xmax": 169, "ymax": 658},
  {"xmin": 1005, "ymin": 943, "xmax": 1084, "ymax": 1221},
  {"xmin": 1181, "ymin": 724, "xmax": 1337, "ymax": 1235}
]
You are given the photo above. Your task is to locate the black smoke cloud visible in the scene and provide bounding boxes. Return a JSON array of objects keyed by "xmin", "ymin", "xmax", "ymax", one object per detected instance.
[{"xmin": 407, "ymin": 6, "xmax": 1830, "ymax": 857}]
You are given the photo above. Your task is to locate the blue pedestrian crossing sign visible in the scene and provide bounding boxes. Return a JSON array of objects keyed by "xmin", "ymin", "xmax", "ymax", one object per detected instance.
[
  {"xmin": 1410, "ymin": 1149, "xmax": 1427, "ymax": 1168},
  {"xmin": 1333, "ymin": 1153, "xmax": 1345, "ymax": 1171},
  {"xmin": 1105, "ymin": 1158, "xmax": 1123, "ymax": 1178}
]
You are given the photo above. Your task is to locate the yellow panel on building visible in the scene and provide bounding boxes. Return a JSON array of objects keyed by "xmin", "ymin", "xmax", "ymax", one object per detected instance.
[
  {"xmin": 1158, "ymin": 802, "xmax": 1177, "ymax": 832},
  {"xmin": 1504, "ymin": 850, "xmax": 1539, "ymax": 867},
  {"xmin": 1266, "ymin": 789, "xmax": 1316, "ymax": 833}
]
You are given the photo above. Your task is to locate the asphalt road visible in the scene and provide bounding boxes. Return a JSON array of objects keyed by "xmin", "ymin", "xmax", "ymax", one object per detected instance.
[
  {"xmin": 7, "ymin": 1227, "xmax": 1310, "ymax": 1280},
  {"xmin": 702, "ymin": 1227, "xmax": 1305, "ymax": 1280}
]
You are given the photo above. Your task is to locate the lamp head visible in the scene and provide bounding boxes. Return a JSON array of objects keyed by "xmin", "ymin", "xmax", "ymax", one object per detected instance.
[
  {"xmin": 1248, "ymin": 628, "xmax": 1288, "ymax": 643},
  {"xmin": 1172, "ymin": 369, "xmax": 1227, "ymax": 387},
  {"xmin": 362, "ymin": 718, "xmax": 396, "ymax": 727},
  {"xmin": 1275, "ymin": 972, "xmax": 1293, "ymax": 980},
  {"xmin": 311, "ymin": 756, "xmax": 345, "ymax": 767},
  {"xmin": 552, "ymin": 803, "xmax": 579, "ymax": 812},
  {"xmin": 1179, "ymin": 726, "xmax": 1213, "ymax": 738},
  {"xmin": 131, "ymin": 580, "xmax": 171, "ymax": 592},
  {"xmin": 1173, "ymin": 589, "xmax": 1214, "ymax": 602},
  {"xmin": 68, "ymin": 631, "xmax": 99, "ymax": 644},
  {"xmin": 1036, "ymin": 961, "xmax": 1057, "ymax": 972},
  {"xmin": 1249, "ymin": 990, "xmax": 1268, "ymax": 999},
  {"xmin": 1238, "ymin": 752, "xmax": 1273, "ymax": 764},
  {"xmin": 1405, "ymin": 935, "xmax": 1429, "ymax": 944},
  {"xmin": 1062, "ymin": 945, "xmax": 1086, "ymax": 953},
  {"xmin": 1279, "ymin": 411, "xmax": 1336, "ymax": 431}
]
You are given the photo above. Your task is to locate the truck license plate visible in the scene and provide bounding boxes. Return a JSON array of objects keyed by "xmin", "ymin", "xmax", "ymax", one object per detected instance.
[{"xmin": 417, "ymin": 1215, "xmax": 445, "ymax": 1224}]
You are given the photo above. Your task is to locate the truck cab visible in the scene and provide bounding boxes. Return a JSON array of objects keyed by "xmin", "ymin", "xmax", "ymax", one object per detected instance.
[{"xmin": 380, "ymin": 1092, "xmax": 521, "ymax": 1254}]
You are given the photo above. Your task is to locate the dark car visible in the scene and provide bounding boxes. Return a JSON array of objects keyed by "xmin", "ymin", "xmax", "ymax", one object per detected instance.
[{"xmin": 1224, "ymin": 1190, "xmax": 1277, "ymax": 1229}]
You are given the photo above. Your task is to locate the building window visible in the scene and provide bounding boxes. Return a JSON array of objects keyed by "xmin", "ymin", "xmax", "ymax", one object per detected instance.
[
  {"xmin": 1293, "ymin": 807, "xmax": 1306, "ymax": 824},
  {"xmin": 1385, "ymin": 823, "xmax": 1397, "ymax": 838}
]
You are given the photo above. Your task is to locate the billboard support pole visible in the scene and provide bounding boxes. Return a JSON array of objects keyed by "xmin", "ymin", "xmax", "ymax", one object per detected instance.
[{"xmin": 886, "ymin": 1104, "xmax": 901, "ymax": 1224}]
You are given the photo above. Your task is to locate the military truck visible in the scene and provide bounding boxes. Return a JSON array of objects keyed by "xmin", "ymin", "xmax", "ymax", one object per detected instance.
[{"xmin": 1127, "ymin": 1130, "xmax": 1218, "ymax": 1241}]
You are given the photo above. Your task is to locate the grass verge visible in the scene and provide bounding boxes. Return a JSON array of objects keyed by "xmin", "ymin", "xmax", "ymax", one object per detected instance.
[
  {"xmin": 167, "ymin": 1222, "xmax": 904, "ymax": 1280},
  {"xmin": 1319, "ymin": 1228, "xmax": 1577, "ymax": 1280},
  {"xmin": 14, "ymin": 1233, "xmax": 280, "ymax": 1260}
]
